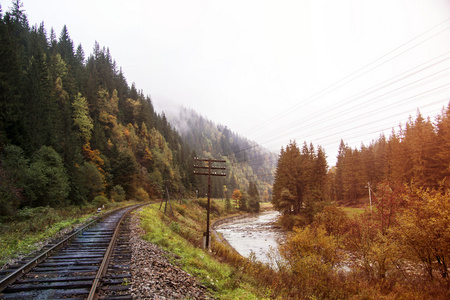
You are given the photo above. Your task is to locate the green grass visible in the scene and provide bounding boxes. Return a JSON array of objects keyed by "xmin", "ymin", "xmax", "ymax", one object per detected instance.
[
  {"xmin": 139, "ymin": 203, "xmax": 270, "ymax": 299},
  {"xmin": 0, "ymin": 213, "xmax": 88, "ymax": 265},
  {"xmin": 341, "ymin": 206, "xmax": 366, "ymax": 217},
  {"xmin": 0, "ymin": 200, "xmax": 139, "ymax": 266}
]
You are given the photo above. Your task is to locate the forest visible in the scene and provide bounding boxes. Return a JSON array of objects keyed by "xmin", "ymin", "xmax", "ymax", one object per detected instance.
[
  {"xmin": 273, "ymin": 106, "xmax": 450, "ymax": 220},
  {"xmin": 0, "ymin": 1, "xmax": 273, "ymax": 219},
  {"xmin": 332, "ymin": 109, "xmax": 450, "ymax": 202},
  {"xmin": 270, "ymin": 108, "xmax": 450, "ymax": 298}
]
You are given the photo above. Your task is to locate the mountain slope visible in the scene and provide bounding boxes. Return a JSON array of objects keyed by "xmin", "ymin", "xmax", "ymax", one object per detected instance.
[{"xmin": 162, "ymin": 105, "xmax": 276, "ymax": 200}]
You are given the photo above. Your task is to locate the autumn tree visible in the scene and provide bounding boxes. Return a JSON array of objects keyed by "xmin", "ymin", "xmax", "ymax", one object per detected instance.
[
  {"xmin": 72, "ymin": 92, "xmax": 93, "ymax": 143},
  {"xmin": 278, "ymin": 225, "xmax": 343, "ymax": 298},
  {"xmin": 434, "ymin": 103, "xmax": 450, "ymax": 186},
  {"xmin": 395, "ymin": 187, "xmax": 450, "ymax": 282},
  {"xmin": 372, "ymin": 181, "xmax": 405, "ymax": 235},
  {"xmin": 231, "ymin": 189, "xmax": 242, "ymax": 208}
]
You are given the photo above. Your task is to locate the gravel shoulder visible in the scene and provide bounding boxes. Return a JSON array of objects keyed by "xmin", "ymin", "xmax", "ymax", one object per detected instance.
[{"xmin": 130, "ymin": 209, "xmax": 213, "ymax": 299}]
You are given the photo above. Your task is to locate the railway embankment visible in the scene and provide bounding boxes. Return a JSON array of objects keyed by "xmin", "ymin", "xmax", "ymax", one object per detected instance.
[{"xmin": 129, "ymin": 209, "xmax": 212, "ymax": 299}]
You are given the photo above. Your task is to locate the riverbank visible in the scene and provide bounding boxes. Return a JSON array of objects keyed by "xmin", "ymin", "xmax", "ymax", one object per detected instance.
[{"xmin": 214, "ymin": 211, "xmax": 284, "ymax": 265}]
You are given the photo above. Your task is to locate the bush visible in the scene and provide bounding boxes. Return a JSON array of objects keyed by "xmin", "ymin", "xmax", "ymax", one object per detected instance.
[
  {"xmin": 93, "ymin": 195, "xmax": 109, "ymax": 207},
  {"xmin": 14, "ymin": 206, "xmax": 62, "ymax": 232},
  {"xmin": 27, "ymin": 146, "xmax": 70, "ymax": 207},
  {"xmin": 135, "ymin": 187, "xmax": 150, "ymax": 202},
  {"xmin": 278, "ymin": 225, "xmax": 346, "ymax": 299},
  {"xmin": 279, "ymin": 214, "xmax": 308, "ymax": 230},
  {"xmin": 313, "ymin": 204, "xmax": 350, "ymax": 240},
  {"xmin": 79, "ymin": 162, "xmax": 105, "ymax": 199},
  {"xmin": 111, "ymin": 185, "xmax": 126, "ymax": 202}
]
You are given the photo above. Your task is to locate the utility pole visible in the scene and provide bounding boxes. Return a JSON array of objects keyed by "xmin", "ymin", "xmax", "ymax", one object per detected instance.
[
  {"xmin": 193, "ymin": 158, "xmax": 226, "ymax": 249},
  {"xmin": 367, "ymin": 182, "xmax": 372, "ymax": 213},
  {"xmin": 159, "ymin": 182, "xmax": 173, "ymax": 215}
]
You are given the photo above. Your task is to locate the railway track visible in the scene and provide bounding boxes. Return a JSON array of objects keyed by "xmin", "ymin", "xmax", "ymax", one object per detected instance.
[{"xmin": 0, "ymin": 205, "xmax": 142, "ymax": 299}]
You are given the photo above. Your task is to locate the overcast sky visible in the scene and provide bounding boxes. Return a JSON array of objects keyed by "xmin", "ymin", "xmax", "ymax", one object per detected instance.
[{"xmin": 2, "ymin": 0, "xmax": 450, "ymax": 166}]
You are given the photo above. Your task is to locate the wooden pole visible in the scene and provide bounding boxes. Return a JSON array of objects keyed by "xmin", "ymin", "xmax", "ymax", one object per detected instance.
[{"xmin": 193, "ymin": 158, "xmax": 226, "ymax": 249}]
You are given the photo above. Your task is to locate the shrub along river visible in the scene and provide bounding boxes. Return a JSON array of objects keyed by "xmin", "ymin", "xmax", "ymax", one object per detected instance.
[{"xmin": 214, "ymin": 210, "xmax": 285, "ymax": 265}]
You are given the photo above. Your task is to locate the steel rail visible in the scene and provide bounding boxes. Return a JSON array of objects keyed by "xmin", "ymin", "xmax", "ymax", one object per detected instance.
[
  {"xmin": 87, "ymin": 206, "xmax": 132, "ymax": 299},
  {"xmin": 87, "ymin": 203, "xmax": 147, "ymax": 299},
  {"xmin": 0, "ymin": 206, "xmax": 126, "ymax": 292}
]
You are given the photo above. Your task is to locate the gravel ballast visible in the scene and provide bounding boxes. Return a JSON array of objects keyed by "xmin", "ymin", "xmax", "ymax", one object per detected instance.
[{"xmin": 130, "ymin": 210, "xmax": 213, "ymax": 299}]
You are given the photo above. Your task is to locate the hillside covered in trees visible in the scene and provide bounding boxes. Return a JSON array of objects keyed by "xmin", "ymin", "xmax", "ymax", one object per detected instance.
[
  {"xmin": 0, "ymin": 1, "xmax": 274, "ymax": 218},
  {"xmin": 163, "ymin": 105, "xmax": 276, "ymax": 201}
]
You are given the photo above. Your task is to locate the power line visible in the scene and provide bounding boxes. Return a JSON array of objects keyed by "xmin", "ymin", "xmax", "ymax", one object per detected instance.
[
  {"xmin": 225, "ymin": 34, "xmax": 450, "ymax": 160},
  {"xmin": 251, "ymin": 52, "xmax": 450, "ymax": 145},
  {"xmin": 242, "ymin": 18, "xmax": 450, "ymax": 137},
  {"xmin": 206, "ymin": 19, "xmax": 450, "ymax": 172}
]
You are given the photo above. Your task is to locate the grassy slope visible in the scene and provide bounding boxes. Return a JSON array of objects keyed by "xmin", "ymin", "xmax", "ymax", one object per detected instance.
[{"xmin": 139, "ymin": 199, "xmax": 272, "ymax": 299}]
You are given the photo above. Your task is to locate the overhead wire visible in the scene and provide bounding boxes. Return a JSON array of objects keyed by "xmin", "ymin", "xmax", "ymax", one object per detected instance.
[
  {"xmin": 228, "ymin": 89, "xmax": 450, "ymax": 172},
  {"xmin": 297, "ymin": 84, "xmax": 450, "ymax": 143},
  {"xmin": 242, "ymin": 17, "xmax": 450, "ymax": 137},
  {"xmin": 221, "ymin": 18, "xmax": 450, "ymax": 173},
  {"xmin": 251, "ymin": 52, "xmax": 450, "ymax": 145},
  {"xmin": 224, "ymin": 20, "xmax": 450, "ymax": 161},
  {"xmin": 230, "ymin": 97, "xmax": 449, "ymax": 182},
  {"xmin": 255, "ymin": 75, "xmax": 450, "ymax": 150},
  {"xmin": 317, "ymin": 97, "xmax": 450, "ymax": 147}
]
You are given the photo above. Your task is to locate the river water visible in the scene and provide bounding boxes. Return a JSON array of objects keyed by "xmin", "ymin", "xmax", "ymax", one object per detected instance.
[{"xmin": 214, "ymin": 210, "xmax": 285, "ymax": 265}]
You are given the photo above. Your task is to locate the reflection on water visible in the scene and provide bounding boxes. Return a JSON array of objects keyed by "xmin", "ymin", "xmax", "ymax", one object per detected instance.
[{"xmin": 215, "ymin": 210, "xmax": 284, "ymax": 264}]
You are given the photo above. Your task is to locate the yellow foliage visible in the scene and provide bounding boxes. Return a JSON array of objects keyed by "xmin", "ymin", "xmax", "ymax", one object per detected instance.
[
  {"xmin": 126, "ymin": 98, "xmax": 141, "ymax": 119},
  {"xmin": 98, "ymin": 110, "xmax": 109, "ymax": 124},
  {"xmin": 143, "ymin": 147, "xmax": 153, "ymax": 162},
  {"xmin": 123, "ymin": 128, "xmax": 130, "ymax": 138},
  {"xmin": 98, "ymin": 88, "xmax": 119, "ymax": 116},
  {"xmin": 277, "ymin": 225, "xmax": 347, "ymax": 298},
  {"xmin": 135, "ymin": 187, "xmax": 150, "ymax": 202},
  {"xmin": 82, "ymin": 143, "xmax": 105, "ymax": 176},
  {"xmin": 281, "ymin": 226, "xmax": 340, "ymax": 268},
  {"xmin": 396, "ymin": 188, "xmax": 450, "ymax": 282}
]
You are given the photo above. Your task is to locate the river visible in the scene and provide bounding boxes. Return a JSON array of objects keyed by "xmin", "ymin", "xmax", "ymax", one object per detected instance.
[{"xmin": 214, "ymin": 210, "xmax": 285, "ymax": 265}]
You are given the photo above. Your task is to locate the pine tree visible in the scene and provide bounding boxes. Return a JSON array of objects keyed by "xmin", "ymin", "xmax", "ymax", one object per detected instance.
[
  {"xmin": 248, "ymin": 181, "xmax": 260, "ymax": 213},
  {"xmin": 402, "ymin": 111, "xmax": 438, "ymax": 188},
  {"xmin": 72, "ymin": 93, "xmax": 93, "ymax": 143},
  {"xmin": 436, "ymin": 104, "xmax": 450, "ymax": 186},
  {"xmin": 58, "ymin": 25, "xmax": 74, "ymax": 64}
]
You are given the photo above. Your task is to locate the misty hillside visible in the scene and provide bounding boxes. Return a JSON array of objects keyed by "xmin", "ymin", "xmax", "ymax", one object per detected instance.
[
  {"xmin": 161, "ymin": 105, "xmax": 276, "ymax": 200},
  {"xmin": 0, "ymin": 2, "xmax": 276, "ymax": 219}
]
